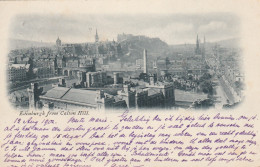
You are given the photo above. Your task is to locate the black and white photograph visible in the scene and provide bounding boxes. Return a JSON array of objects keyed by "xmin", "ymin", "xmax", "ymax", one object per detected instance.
[
  {"xmin": 7, "ymin": 14, "xmax": 244, "ymax": 111},
  {"xmin": 1, "ymin": 1, "xmax": 260, "ymax": 167}
]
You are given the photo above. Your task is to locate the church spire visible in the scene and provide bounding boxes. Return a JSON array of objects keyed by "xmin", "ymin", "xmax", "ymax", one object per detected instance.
[
  {"xmin": 196, "ymin": 34, "xmax": 200, "ymax": 50},
  {"xmin": 195, "ymin": 34, "xmax": 201, "ymax": 55},
  {"xmin": 95, "ymin": 28, "xmax": 99, "ymax": 43}
]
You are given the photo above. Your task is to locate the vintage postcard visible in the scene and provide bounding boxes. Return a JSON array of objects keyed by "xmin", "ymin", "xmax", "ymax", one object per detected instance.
[{"xmin": 0, "ymin": 0, "xmax": 259, "ymax": 167}]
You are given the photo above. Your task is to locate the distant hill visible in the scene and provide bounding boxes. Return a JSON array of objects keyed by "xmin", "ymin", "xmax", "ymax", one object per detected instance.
[
  {"xmin": 9, "ymin": 39, "xmax": 54, "ymax": 50},
  {"xmin": 118, "ymin": 34, "xmax": 169, "ymax": 60},
  {"xmin": 213, "ymin": 38, "xmax": 240, "ymax": 48},
  {"xmin": 169, "ymin": 38, "xmax": 240, "ymax": 49}
]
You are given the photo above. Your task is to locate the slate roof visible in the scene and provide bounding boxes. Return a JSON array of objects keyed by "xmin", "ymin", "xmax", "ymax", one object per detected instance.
[
  {"xmin": 62, "ymin": 89, "xmax": 97, "ymax": 105},
  {"xmin": 41, "ymin": 87, "xmax": 98, "ymax": 106},
  {"xmin": 43, "ymin": 87, "xmax": 70, "ymax": 99}
]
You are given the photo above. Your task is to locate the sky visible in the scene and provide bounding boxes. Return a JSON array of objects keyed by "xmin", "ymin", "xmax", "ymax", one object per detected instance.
[{"xmin": 10, "ymin": 13, "xmax": 240, "ymax": 45}]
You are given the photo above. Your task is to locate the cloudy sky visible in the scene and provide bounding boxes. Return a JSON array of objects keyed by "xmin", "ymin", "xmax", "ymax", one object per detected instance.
[{"xmin": 10, "ymin": 13, "xmax": 240, "ymax": 45}]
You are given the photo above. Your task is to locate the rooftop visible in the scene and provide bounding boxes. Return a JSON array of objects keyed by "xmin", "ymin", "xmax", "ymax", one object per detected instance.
[
  {"xmin": 41, "ymin": 87, "xmax": 97, "ymax": 105},
  {"xmin": 43, "ymin": 87, "xmax": 70, "ymax": 99},
  {"xmin": 147, "ymin": 88, "xmax": 161, "ymax": 96},
  {"xmin": 11, "ymin": 64, "xmax": 30, "ymax": 69},
  {"xmin": 62, "ymin": 89, "xmax": 97, "ymax": 105}
]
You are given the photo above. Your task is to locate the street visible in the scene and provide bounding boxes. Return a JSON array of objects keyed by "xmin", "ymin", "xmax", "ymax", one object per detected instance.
[
  {"xmin": 214, "ymin": 77, "xmax": 228, "ymax": 109},
  {"xmin": 212, "ymin": 75, "xmax": 235, "ymax": 109}
]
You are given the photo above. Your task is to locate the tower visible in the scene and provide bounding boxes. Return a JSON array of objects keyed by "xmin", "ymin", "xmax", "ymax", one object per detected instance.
[
  {"xmin": 56, "ymin": 37, "xmax": 61, "ymax": 47},
  {"xmin": 143, "ymin": 49, "xmax": 148, "ymax": 74},
  {"xmin": 195, "ymin": 34, "xmax": 201, "ymax": 55},
  {"xmin": 114, "ymin": 72, "xmax": 119, "ymax": 84},
  {"xmin": 95, "ymin": 90, "xmax": 114, "ymax": 110},
  {"xmin": 95, "ymin": 29, "xmax": 99, "ymax": 54},
  {"xmin": 95, "ymin": 90, "xmax": 105, "ymax": 110},
  {"xmin": 149, "ymin": 74, "xmax": 157, "ymax": 85},
  {"xmin": 196, "ymin": 34, "xmax": 199, "ymax": 47},
  {"xmin": 27, "ymin": 83, "xmax": 43, "ymax": 109},
  {"xmin": 117, "ymin": 85, "xmax": 136, "ymax": 109},
  {"xmin": 95, "ymin": 29, "xmax": 99, "ymax": 43}
]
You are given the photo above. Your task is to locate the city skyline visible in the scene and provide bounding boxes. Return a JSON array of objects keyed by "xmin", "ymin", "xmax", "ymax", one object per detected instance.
[
  {"xmin": 10, "ymin": 13, "xmax": 240, "ymax": 45},
  {"xmin": 7, "ymin": 11, "xmax": 244, "ymax": 111}
]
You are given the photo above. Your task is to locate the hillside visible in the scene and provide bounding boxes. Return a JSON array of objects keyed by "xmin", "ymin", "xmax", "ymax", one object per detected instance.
[
  {"xmin": 9, "ymin": 39, "xmax": 54, "ymax": 50},
  {"xmin": 118, "ymin": 34, "xmax": 170, "ymax": 61},
  {"xmin": 214, "ymin": 38, "xmax": 240, "ymax": 48}
]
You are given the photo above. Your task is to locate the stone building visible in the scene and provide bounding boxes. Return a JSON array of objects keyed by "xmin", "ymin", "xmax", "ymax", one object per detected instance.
[
  {"xmin": 28, "ymin": 77, "xmax": 175, "ymax": 111},
  {"xmin": 29, "ymin": 86, "xmax": 127, "ymax": 110},
  {"xmin": 86, "ymin": 71, "xmax": 107, "ymax": 87},
  {"xmin": 8, "ymin": 64, "xmax": 29, "ymax": 82}
]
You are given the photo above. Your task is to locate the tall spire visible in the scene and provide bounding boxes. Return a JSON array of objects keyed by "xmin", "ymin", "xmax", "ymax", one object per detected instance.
[
  {"xmin": 195, "ymin": 34, "xmax": 201, "ymax": 55},
  {"xmin": 95, "ymin": 28, "xmax": 99, "ymax": 43},
  {"xmin": 196, "ymin": 34, "xmax": 200, "ymax": 49},
  {"xmin": 196, "ymin": 34, "xmax": 199, "ymax": 46}
]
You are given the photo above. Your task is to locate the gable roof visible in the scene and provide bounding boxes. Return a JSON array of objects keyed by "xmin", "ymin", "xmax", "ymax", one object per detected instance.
[
  {"xmin": 41, "ymin": 87, "xmax": 97, "ymax": 106},
  {"xmin": 61, "ymin": 88, "xmax": 97, "ymax": 105},
  {"xmin": 43, "ymin": 87, "xmax": 70, "ymax": 99}
]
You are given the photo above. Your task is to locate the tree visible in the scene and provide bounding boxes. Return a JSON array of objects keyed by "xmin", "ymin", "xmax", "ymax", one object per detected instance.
[
  {"xmin": 235, "ymin": 81, "xmax": 244, "ymax": 90},
  {"xmin": 200, "ymin": 73, "xmax": 212, "ymax": 82},
  {"xmin": 188, "ymin": 75, "xmax": 193, "ymax": 81},
  {"xmin": 191, "ymin": 98, "xmax": 214, "ymax": 109},
  {"xmin": 139, "ymin": 73, "xmax": 148, "ymax": 82},
  {"xmin": 200, "ymin": 81, "xmax": 213, "ymax": 95}
]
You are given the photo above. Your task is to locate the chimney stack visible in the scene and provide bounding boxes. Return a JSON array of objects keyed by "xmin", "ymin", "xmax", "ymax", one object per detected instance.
[
  {"xmin": 114, "ymin": 72, "xmax": 119, "ymax": 84},
  {"xmin": 143, "ymin": 49, "xmax": 147, "ymax": 74}
]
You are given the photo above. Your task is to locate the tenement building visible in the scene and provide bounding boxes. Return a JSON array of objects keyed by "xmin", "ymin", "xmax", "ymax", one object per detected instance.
[
  {"xmin": 28, "ymin": 76, "xmax": 175, "ymax": 111},
  {"xmin": 8, "ymin": 64, "xmax": 29, "ymax": 82}
]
